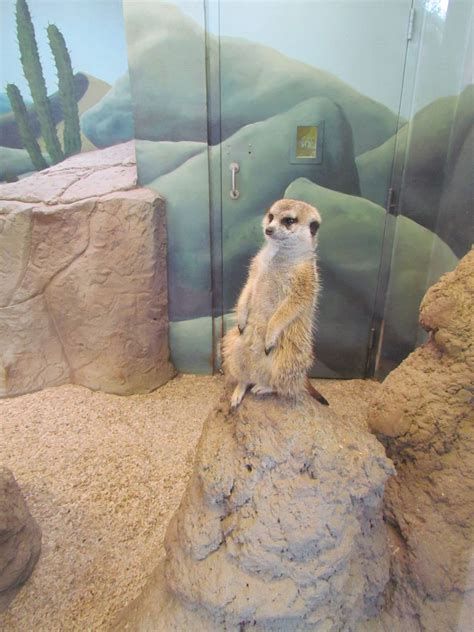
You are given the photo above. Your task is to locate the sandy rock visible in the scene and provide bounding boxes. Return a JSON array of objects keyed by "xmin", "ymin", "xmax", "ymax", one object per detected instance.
[
  {"xmin": 368, "ymin": 249, "xmax": 474, "ymax": 631},
  {"xmin": 0, "ymin": 142, "xmax": 175, "ymax": 397},
  {"xmin": 117, "ymin": 392, "xmax": 394, "ymax": 631},
  {"xmin": 0, "ymin": 468, "xmax": 41, "ymax": 612}
]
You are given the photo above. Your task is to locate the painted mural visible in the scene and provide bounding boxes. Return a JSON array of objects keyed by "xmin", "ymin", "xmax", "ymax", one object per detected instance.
[
  {"xmin": 0, "ymin": 0, "xmax": 132, "ymax": 181},
  {"xmin": 2, "ymin": 0, "xmax": 472, "ymax": 378},
  {"xmin": 120, "ymin": 0, "xmax": 471, "ymax": 377}
]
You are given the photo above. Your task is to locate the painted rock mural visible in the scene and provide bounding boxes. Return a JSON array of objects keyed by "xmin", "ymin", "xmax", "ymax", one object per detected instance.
[{"xmin": 1, "ymin": 0, "xmax": 472, "ymax": 379}]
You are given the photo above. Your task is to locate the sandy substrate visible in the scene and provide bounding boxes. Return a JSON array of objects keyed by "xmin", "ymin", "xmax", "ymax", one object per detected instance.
[{"xmin": 0, "ymin": 375, "xmax": 379, "ymax": 631}]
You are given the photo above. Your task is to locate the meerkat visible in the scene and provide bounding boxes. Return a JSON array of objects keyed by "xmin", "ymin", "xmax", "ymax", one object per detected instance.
[{"xmin": 222, "ymin": 198, "xmax": 328, "ymax": 408}]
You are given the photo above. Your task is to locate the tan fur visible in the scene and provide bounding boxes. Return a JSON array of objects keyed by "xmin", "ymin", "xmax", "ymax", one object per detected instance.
[{"xmin": 222, "ymin": 198, "xmax": 322, "ymax": 407}]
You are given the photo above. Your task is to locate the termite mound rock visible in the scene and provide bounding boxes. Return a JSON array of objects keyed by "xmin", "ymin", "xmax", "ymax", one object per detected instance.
[
  {"xmin": 369, "ymin": 248, "xmax": 474, "ymax": 632},
  {"xmin": 117, "ymin": 393, "xmax": 394, "ymax": 631}
]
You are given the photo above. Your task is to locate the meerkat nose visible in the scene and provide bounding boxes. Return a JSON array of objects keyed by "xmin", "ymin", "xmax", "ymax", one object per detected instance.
[{"xmin": 265, "ymin": 227, "xmax": 274, "ymax": 235}]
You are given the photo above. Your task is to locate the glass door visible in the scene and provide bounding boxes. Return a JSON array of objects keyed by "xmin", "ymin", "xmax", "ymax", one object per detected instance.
[{"xmin": 211, "ymin": 0, "xmax": 414, "ymax": 377}]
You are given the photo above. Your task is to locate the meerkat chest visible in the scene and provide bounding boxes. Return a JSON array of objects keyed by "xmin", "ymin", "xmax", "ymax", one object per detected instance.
[{"xmin": 250, "ymin": 259, "xmax": 307, "ymax": 317}]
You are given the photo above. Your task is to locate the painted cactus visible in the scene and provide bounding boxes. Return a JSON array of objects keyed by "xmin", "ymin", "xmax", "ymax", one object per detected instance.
[
  {"xmin": 47, "ymin": 24, "xmax": 82, "ymax": 157},
  {"xmin": 15, "ymin": 0, "xmax": 64, "ymax": 164},
  {"xmin": 6, "ymin": 83, "xmax": 48, "ymax": 171}
]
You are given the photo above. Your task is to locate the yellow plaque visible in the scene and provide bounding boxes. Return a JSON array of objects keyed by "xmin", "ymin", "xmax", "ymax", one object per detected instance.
[{"xmin": 296, "ymin": 125, "xmax": 318, "ymax": 159}]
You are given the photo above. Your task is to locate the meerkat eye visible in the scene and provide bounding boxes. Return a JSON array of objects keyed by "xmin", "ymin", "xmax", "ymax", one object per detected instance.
[
  {"xmin": 282, "ymin": 217, "xmax": 297, "ymax": 227},
  {"xmin": 268, "ymin": 213, "xmax": 274, "ymax": 222},
  {"xmin": 310, "ymin": 221, "xmax": 320, "ymax": 236}
]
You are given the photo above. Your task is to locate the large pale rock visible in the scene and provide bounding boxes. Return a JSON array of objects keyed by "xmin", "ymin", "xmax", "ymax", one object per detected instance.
[
  {"xmin": 368, "ymin": 249, "xmax": 474, "ymax": 631},
  {"xmin": 117, "ymin": 393, "xmax": 394, "ymax": 631},
  {"xmin": 0, "ymin": 468, "xmax": 41, "ymax": 611},
  {"xmin": 0, "ymin": 142, "xmax": 175, "ymax": 397}
]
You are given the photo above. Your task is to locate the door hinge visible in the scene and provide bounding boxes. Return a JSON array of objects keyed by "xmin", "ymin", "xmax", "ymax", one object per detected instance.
[
  {"xmin": 368, "ymin": 327, "xmax": 377, "ymax": 352},
  {"xmin": 364, "ymin": 325, "xmax": 378, "ymax": 377},
  {"xmin": 386, "ymin": 187, "xmax": 397, "ymax": 215},
  {"xmin": 407, "ymin": 7, "xmax": 416, "ymax": 41}
]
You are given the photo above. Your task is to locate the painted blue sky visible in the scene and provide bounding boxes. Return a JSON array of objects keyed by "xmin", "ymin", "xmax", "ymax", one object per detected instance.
[{"xmin": 0, "ymin": 0, "xmax": 128, "ymax": 98}]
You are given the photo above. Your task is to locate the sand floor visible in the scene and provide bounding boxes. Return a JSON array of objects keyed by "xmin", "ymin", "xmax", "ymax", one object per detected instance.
[{"xmin": 0, "ymin": 375, "xmax": 379, "ymax": 631}]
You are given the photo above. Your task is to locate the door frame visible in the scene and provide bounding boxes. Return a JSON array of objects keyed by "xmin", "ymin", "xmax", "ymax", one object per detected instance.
[{"xmin": 204, "ymin": 0, "xmax": 416, "ymax": 378}]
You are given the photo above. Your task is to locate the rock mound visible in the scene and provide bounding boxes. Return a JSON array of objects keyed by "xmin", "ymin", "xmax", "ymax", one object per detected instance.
[
  {"xmin": 0, "ymin": 468, "xmax": 41, "ymax": 612},
  {"xmin": 117, "ymin": 393, "xmax": 394, "ymax": 631},
  {"xmin": 368, "ymin": 248, "xmax": 474, "ymax": 631},
  {"xmin": 0, "ymin": 142, "xmax": 175, "ymax": 397}
]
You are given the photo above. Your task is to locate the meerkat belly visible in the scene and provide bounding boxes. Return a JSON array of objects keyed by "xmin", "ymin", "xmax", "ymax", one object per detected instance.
[
  {"xmin": 248, "ymin": 268, "xmax": 291, "ymax": 323},
  {"xmin": 243, "ymin": 267, "xmax": 309, "ymax": 387}
]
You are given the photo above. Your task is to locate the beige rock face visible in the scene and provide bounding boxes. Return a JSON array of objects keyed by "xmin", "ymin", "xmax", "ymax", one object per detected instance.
[
  {"xmin": 0, "ymin": 468, "xmax": 41, "ymax": 612},
  {"xmin": 117, "ymin": 393, "xmax": 394, "ymax": 631},
  {"xmin": 368, "ymin": 248, "xmax": 474, "ymax": 632},
  {"xmin": 0, "ymin": 142, "xmax": 175, "ymax": 397}
]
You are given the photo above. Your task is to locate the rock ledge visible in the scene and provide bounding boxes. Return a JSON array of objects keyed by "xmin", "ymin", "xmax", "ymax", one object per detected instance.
[{"xmin": 0, "ymin": 142, "xmax": 175, "ymax": 397}]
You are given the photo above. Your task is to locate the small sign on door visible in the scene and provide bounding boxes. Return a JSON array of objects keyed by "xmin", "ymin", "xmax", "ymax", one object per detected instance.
[
  {"xmin": 290, "ymin": 121, "xmax": 324, "ymax": 164},
  {"xmin": 296, "ymin": 126, "xmax": 318, "ymax": 158}
]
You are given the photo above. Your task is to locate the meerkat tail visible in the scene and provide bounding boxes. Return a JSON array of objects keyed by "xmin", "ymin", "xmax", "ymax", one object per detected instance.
[{"xmin": 306, "ymin": 378, "xmax": 329, "ymax": 406}]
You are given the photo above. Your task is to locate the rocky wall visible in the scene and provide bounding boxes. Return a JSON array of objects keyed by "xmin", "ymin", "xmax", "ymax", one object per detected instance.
[
  {"xmin": 0, "ymin": 142, "xmax": 175, "ymax": 397},
  {"xmin": 369, "ymin": 248, "xmax": 474, "ymax": 631}
]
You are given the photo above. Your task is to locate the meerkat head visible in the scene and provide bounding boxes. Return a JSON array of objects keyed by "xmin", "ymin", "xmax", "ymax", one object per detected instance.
[{"xmin": 262, "ymin": 199, "xmax": 321, "ymax": 250}]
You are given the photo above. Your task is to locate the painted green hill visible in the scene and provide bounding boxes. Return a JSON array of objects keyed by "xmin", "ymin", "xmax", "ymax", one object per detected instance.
[
  {"xmin": 84, "ymin": 2, "xmax": 399, "ymax": 155},
  {"xmin": 150, "ymin": 96, "xmax": 361, "ymax": 321},
  {"xmin": 135, "ymin": 140, "xmax": 206, "ymax": 184},
  {"xmin": 284, "ymin": 178, "xmax": 458, "ymax": 376},
  {"xmin": 81, "ymin": 74, "xmax": 133, "ymax": 149},
  {"xmin": 0, "ymin": 146, "xmax": 37, "ymax": 181},
  {"xmin": 356, "ymin": 85, "xmax": 474, "ymax": 257}
]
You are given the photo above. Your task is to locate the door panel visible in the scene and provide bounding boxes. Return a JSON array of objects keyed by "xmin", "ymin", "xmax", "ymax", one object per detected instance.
[{"xmin": 215, "ymin": 0, "xmax": 413, "ymax": 377}]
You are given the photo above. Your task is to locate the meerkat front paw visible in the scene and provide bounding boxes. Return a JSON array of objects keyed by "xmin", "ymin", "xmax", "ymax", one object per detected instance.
[
  {"xmin": 230, "ymin": 382, "xmax": 249, "ymax": 408},
  {"xmin": 237, "ymin": 312, "xmax": 248, "ymax": 334},
  {"xmin": 264, "ymin": 331, "xmax": 278, "ymax": 355}
]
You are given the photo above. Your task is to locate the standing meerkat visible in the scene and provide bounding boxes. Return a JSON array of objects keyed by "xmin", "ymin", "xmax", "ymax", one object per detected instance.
[{"xmin": 222, "ymin": 198, "xmax": 328, "ymax": 408}]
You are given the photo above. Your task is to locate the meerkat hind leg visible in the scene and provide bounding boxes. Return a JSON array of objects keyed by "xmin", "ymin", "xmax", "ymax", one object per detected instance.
[
  {"xmin": 230, "ymin": 382, "xmax": 251, "ymax": 408},
  {"xmin": 251, "ymin": 384, "xmax": 274, "ymax": 396}
]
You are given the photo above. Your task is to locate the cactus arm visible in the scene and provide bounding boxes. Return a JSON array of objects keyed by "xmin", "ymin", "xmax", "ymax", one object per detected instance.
[
  {"xmin": 6, "ymin": 83, "xmax": 48, "ymax": 171},
  {"xmin": 47, "ymin": 24, "xmax": 81, "ymax": 157},
  {"xmin": 16, "ymin": 0, "xmax": 64, "ymax": 163}
]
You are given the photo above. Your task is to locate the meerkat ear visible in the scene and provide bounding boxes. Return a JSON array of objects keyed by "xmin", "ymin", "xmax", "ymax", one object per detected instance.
[{"xmin": 310, "ymin": 221, "xmax": 320, "ymax": 236}]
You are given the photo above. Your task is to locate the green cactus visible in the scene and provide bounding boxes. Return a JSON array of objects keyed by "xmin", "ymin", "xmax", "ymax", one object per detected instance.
[
  {"xmin": 47, "ymin": 24, "xmax": 81, "ymax": 157},
  {"xmin": 16, "ymin": 0, "xmax": 64, "ymax": 164},
  {"xmin": 6, "ymin": 83, "xmax": 48, "ymax": 171}
]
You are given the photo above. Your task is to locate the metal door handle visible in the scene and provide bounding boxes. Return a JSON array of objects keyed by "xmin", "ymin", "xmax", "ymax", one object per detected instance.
[{"xmin": 229, "ymin": 162, "xmax": 240, "ymax": 199}]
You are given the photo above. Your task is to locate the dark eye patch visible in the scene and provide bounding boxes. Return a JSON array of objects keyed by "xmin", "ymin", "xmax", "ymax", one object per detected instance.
[
  {"xmin": 282, "ymin": 217, "xmax": 297, "ymax": 227},
  {"xmin": 268, "ymin": 213, "xmax": 274, "ymax": 221},
  {"xmin": 310, "ymin": 221, "xmax": 320, "ymax": 236}
]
